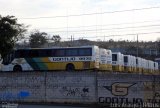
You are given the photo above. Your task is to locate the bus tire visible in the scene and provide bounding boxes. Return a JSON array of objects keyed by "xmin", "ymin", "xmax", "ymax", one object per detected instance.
[
  {"xmin": 13, "ymin": 65, "xmax": 22, "ymax": 72},
  {"xmin": 66, "ymin": 63, "xmax": 75, "ymax": 71}
]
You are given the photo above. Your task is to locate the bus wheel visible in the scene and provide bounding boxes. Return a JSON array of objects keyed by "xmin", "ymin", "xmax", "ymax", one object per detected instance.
[
  {"xmin": 13, "ymin": 65, "xmax": 22, "ymax": 72},
  {"xmin": 66, "ymin": 64, "xmax": 75, "ymax": 71}
]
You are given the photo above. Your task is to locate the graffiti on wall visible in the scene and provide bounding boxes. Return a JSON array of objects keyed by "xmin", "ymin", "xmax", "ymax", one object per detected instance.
[
  {"xmin": 59, "ymin": 86, "xmax": 89, "ymax": 98},
  {"xmin": 0, "ymin": 91, "xmax": 30, "ymax": 101}
]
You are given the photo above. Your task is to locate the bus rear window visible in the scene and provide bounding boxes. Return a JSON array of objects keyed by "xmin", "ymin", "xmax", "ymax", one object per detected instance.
[
  {"xmin": 124, "ymin": 56, "xmax": 128, "ymax": 63},
  {"xmin": 112, "ymin": 54, "xmax": 117, "ymax": 61},
  {"xmin": 136, "ymin": 59, "xmax": 138, "ymax": 64}
]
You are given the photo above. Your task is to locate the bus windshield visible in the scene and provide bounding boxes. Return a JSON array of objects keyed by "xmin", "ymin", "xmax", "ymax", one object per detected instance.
[{"xmin": 2, "ymin": 52, "xmax": 14, "ymax": 65}]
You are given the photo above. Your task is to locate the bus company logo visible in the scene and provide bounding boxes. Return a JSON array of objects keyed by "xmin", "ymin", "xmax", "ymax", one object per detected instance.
[{"xmin": 103, "ymin": 82, "xmax": 136, "ymax": 96}]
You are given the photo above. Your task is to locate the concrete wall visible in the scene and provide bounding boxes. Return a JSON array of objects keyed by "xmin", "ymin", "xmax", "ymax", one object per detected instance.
[
  {"xmin": 46, "ymin": 72, "xmax": 96, "ymax": 104},
  {"xmin": 0, "ymin": 71, "xmax": 160, "ymax": 106},
  {"xmin": 0, "ymin": 72, "xmax": 97, "ymax": 104},
  {"xmin": 98, "ymin": 73, "xmax": 160, "ymax": 106},
  {"xmin": 0, "ymin": 72, "xmax": 45, "ymax": 102}
]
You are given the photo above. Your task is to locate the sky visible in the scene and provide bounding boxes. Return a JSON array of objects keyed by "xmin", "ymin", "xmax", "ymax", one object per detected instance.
[{"xmin": 1, "ymin": 0, "xmax": 160, "ymax": 42}]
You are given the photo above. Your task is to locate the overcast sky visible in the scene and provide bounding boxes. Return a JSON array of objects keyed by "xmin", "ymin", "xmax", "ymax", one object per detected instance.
[{"xmin": 1, "ymin": 0, "xmax": 160, "ymax": 41}]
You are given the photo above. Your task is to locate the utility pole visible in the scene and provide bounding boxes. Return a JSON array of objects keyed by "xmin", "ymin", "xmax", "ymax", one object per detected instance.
[
  {"xmin": 73, "ymin": 35, "xmax": 74, "ymax": 41},
  {"xmin": 71, "ymin": 35, "xmax": 72, "ymax": 42}
]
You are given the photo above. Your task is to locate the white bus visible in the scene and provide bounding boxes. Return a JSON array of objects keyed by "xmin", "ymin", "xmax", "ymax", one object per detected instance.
[
  {"xmin": 136, "ymin": 57, "xmax": 143, "ymax": 73},
  {"xmin": 124, "ymin": 55, "xmax": 132, "ymax": 72},
  {"xmin": 112, "ymin": 52, "xmax": 124, "ymax": 72},
  {"xmin": 154, "ymin": 62, "xmax": 159, "ymax": 75},
  {"xmin": 99, "ymin": 48, "xmax": 112, "ymax": 71},
  {"xmin": 132, "ymin": 56, "xmax": 137, "ymax": 73},
  {"xmin": 1, "ymin": 46, "xmax": 100, "ymax": 72}
]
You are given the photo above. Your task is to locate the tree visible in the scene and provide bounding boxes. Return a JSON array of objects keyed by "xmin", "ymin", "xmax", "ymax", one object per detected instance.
[
  {"xmin": 52, "ymin": 35, "xmax": 61, "ymax": 43},
  {"xmin": 29, "ymin": 31, "xmax": 48, "ymax": 48},
  {"xmin": 124, "ymin": 45, "xmax": 144, "ymax": 57},
  {"xmin": 0, "ymin": 15, "xmax": 27, "ymax": 57}
]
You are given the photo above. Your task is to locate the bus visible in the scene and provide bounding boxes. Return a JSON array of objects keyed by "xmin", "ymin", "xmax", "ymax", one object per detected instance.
[
  {"xmin": 112, "ymin": 52, "xmax": 124, "ymax": 72},
  {"xmin": 142, "ymin": 59, "xmax": 147, "ymax": 74},
  {"xmin": 136, "ymin": 57, "xmax": 143, "ymax": 73},
  {"xmin": 154, "ymin": 62, "xmax": 159, "ymax": 75},
  {"xmin": 124, "ymin": 55, "xmax": 132, "ymax": 72},
  {"xmin": 1, "ymin": 46, "xmax": 100, "ymax": 72},
  {"xmin": 131, "ymin": 56, "xmax": 137, "ymax": 73},
  {"xmin": 155, "ymin": 58, "xmax": 160, "ymax": 74},
  {"xmin": 99, "ymin": 48, "xmax": 112, "ymax": 71}
]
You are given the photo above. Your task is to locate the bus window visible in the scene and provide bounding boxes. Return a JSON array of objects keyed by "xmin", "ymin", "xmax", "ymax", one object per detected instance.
[
  {"xmin": 124, "ymin": 56, "xmax": 128, "ymax": 63},
  {"xmin": 30, "ymin": 50, "xmax": 39, "ymax": 57},
  {"xmin": 10, "ymin": 52, "xmax": 15, "ymax": 62},
  {"xmin": 112, "ymin": 54, "xmax": 117, "ymax": 61},
  {"xmin": 66, "ymin": 49, "xmax": 78, "ymax": 56},
  {"xmin": 39, "ymin": 49, "xmax": 51, "ymax": 57},
  {"xmin": 16, "ymin": 50, "xmax": 26, "ymax": 58},
  {"xmin": 2, "ymin": 56, "xmax": 7, "ymax": 65},
  {"xmin": 2, "ymin": 54, "xmax": 10, "ymax": 65},
  {"xmin": 79, "ymin": 48, "xmax": 91, "ymax": 56},
  {"xmin": 53, "ymin": 49, "xmax": 65, "ymax": 57},
  {"xmin": 136, "ymin": 58, "xmax": 138, "ymax": 64}
]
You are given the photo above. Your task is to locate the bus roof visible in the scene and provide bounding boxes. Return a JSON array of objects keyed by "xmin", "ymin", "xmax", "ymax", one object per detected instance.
[{"xmin": 15, "ymin": 45, "xmax": 99, "ymax": 50}]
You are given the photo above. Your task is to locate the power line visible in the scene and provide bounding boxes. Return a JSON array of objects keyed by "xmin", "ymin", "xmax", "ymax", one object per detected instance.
[
  {"xmin": 35, "ymin": 24, "xmax": 160, "ymax": 33},
  {"xmin": 52, "ymin": 27, "xmax": 160, "ymax": 35},
  {"xmin": 24, "ymin": 31, "xmax": 160, "ymax": 40},
  {"xmin": 20, "ymin": 6, "xmax": 160, "ymax": 19},
  {"xmin": 80, "ymin": 31, "xmax": 160, "ymax": 39},
  {"xmin": 31, "ymin": 19, "xmax": 160, "ymax": 30}
]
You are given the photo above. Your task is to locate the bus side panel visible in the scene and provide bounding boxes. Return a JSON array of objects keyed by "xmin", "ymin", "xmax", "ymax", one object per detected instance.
[{"xmin": 25, "ymin": 57, "xmax": 96, "ymax": 71}]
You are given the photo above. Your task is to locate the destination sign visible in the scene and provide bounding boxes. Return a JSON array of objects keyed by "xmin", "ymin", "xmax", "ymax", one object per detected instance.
[{"xmin": 52, "ymin": 56, "xmax": 92, "ymax": 62}]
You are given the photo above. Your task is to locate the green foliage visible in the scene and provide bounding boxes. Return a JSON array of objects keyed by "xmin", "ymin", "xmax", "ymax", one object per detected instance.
[
  {"xmin": 52, "ymin": 35, "xmax": 61, "ymax": 43},
  {"xmin": 29, "ymin": 31, "xmax": 48, "ymax": 48},
  {"xmin": 0, "ymin": 15, "xmax": 27, "ymax": 57}
]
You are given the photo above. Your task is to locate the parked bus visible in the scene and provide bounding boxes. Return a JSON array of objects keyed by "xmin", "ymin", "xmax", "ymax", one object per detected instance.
[
  {"xmin": 124, "ymin": 55, "xmax": 132, "ymax": 72},
  {"xmin": 132, "ymin": 56, "xmax": 137, "ymax": 73},
  {"xmin": 112, "ymin": 52, "xmax": 124, "ymax": 72},
  {"xmin": 143, "ymin": 59, "xmax": 148, "ymax": 74},
  {"xmin": 136, "ymin": 57, "xmax": 143, "ymax": 73},
  {"xmin": 154, "ymin": 62, "xmax": 159, "ymax": 75},
  {"xmin": 1, "ymin": 46, "xmax": 100, "ymax": 72},
  {"xmin": 99, "ymin": 48, "xmax": 112, "ymax": 71}
]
